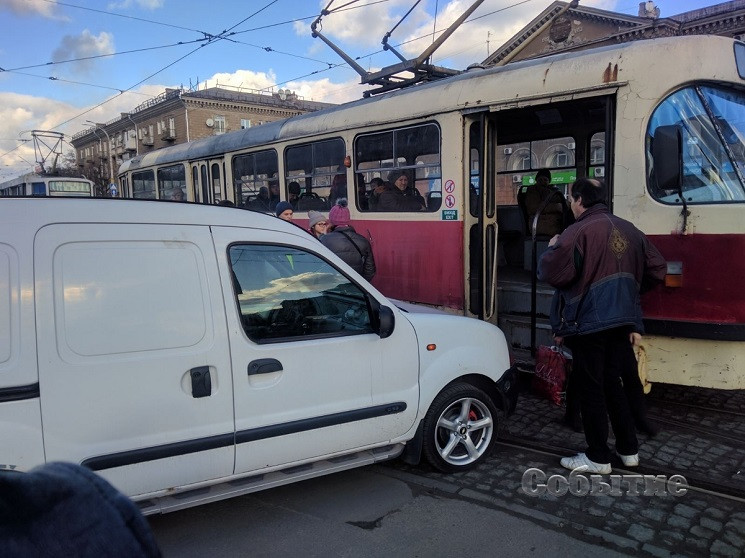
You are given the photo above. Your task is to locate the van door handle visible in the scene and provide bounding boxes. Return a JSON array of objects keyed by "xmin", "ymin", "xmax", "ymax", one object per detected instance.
[
  {"xmin": 190, "ymin": 366, "xmax": 211, "ymax": 398},
  {"xmin": 248, "ymin": 358, "xmax": 283, "ymax": 376}
]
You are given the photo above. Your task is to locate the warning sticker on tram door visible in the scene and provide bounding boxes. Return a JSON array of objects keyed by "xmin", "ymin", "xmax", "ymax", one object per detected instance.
[
  {"xmin": 444, "ymin": 180, "xmax": 455, "ymax": 193},
  {"xmin": 445, "ymin": 194, "xmax": 456, "ymax": 208},
  {"xmin": 442, "ymin": 210, "xmax": 458, "ymax": 220}
]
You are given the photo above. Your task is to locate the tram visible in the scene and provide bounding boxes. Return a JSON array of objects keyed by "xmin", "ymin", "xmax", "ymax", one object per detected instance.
[
  {"xmin": 117, "ymin": 35, "xmax": 745, "ymax": 390},
  {"xmin": 0, "ymin": 172, "xmax": 94, "ymax": 198}
]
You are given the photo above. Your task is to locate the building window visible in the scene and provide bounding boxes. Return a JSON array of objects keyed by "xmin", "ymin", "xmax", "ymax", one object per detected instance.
[
  {"xmin": 156, "ymin": 121, "xmax": 162, "ymax": 135},
  {"xmin": 214, "ymin": 116, "xmax": 226, "ymax": 134},
  {"xmin": 168, "ymin": 117, "xmax": 175, "ymax": 137},
  {"xmin": 241, "ymin": 119, "xmax": 251, "ymax": 129}
]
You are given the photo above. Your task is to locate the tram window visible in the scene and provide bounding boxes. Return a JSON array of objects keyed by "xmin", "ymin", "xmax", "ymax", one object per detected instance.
[
  {"xmin": 354, "ymin": 123, "xmax": 441, "ymax": 212},
  {"xmin": 31, "ymin": 182, "xmax": 46, "ymax": 196},
  {"xmin": 647, "ymin": 86, "xmax": 745, "ymax": 204},
  {"xmin": 157, "ymin": 164, "xmax": 186, "ymax": 200},
  {"xmin": 132, "ymin": 170, "xmax": 156, "ymax": 199},
  {"xmin": 284, "ymin": 138, "xmax": 346, "ymax": 211},
  {"xmin": 232, "ymin": 150, "xmax": 279, "ymax": 210},
  {"xmin": 211, "ymin": 163, "xmax": 222, "ymax": 200},
  {"xmin": 229, "ymin": 244, "xmax": 372, "ymax": 343}
]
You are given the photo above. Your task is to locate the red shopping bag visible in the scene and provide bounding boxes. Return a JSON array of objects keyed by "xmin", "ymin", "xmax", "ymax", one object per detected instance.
[{"xmin": 532, "ymin": 345, "xmax": 568, "ymax": 405}]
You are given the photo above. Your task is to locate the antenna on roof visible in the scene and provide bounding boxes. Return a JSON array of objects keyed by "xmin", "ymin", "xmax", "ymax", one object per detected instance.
[{"xmin": 311, "ymin": 0, "xmax": 485, "ymax": 97}]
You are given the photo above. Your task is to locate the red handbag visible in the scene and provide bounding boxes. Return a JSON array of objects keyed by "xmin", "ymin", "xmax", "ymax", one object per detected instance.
[{"xmin": 532, "ymin": 345, "xmax": 569, "ymax": 405}]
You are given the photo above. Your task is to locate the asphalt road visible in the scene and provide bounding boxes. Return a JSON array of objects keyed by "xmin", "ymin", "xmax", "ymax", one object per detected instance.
[{"xmin": 148, "ymin": 463, "xmax": 628, "ymax": 558}]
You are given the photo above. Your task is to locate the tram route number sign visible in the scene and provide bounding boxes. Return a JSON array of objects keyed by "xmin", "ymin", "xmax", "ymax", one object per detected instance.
[{"xmin": 442, "ymin": 210, "xmax": 458, "ymax": 220}]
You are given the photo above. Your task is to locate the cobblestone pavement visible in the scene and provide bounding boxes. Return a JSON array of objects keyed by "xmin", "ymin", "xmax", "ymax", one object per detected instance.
[{"xmin": 382, "ymin": 384, "xmax": 745, "ymax": 558}]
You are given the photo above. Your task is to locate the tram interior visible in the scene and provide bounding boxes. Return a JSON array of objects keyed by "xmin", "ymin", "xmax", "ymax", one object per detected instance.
[{"xmin": 489, "ymin": 96, "xmax": 612, "ymax": 357}]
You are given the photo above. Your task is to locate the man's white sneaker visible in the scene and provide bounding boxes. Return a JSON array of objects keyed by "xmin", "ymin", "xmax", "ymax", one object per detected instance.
[
  {"xmin": 559, "ymin": 453, "xmax": 611, "ymax": 474},
  {"xmin": 618, "ymin": 453, "xmax": 639, "ymax": 467}
]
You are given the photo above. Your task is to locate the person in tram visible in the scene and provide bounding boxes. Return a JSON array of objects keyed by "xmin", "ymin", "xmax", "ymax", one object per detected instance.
[
  {"xmin": 268, "ymin": 179, "xmax": 281, "ymax": 208},
  {"xmin": 366, "ymin": 177, "xmax": 388, "ymax": 211},
  {"xmin": 328, "ymin": 168, "xmax": 348, "ymax": 206},
  {"xmin": 538, "ymin": 177, "xmax": 666, "ymax": 474},
  {"xmin": 307, "ymin": 210, "xmax": 329, "ymax": 239},
  {"xmin": 519, "ymin": 169, "xmax": 569, "ymax": 237},
  {"xmin": 377, "ymin": 169, "xmax": 425, "ymax": 212},
  {"xmin": 321, "ymin": 198, "xmax": 376, "ymax": 281},
  {"xmin": 170, "ymin": 188, "xmax": 186, "ymax": 201},
  {"xmin": 288, "ymin": 181, "xmax": 301, "ymax": 208}
]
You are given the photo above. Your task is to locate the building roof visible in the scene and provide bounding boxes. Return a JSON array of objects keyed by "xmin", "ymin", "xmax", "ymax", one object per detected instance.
[{"xmin": 483, "ymin": 0, "xmax": 745, "ymax": 66}]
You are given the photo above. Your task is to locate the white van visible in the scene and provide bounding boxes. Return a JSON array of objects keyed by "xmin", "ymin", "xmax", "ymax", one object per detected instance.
[{"xmin": 0, "ymin": 199, "xmax": 518, "ymax": 514}]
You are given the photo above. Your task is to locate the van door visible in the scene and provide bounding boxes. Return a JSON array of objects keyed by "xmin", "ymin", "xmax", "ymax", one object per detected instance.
[
  {"xmin": 34, "ymin": 224, "xmax": 235, "ymax": 497},
  {"xmin": 211, "ymin": 227, "xmax": 419, "ymax": 474}
]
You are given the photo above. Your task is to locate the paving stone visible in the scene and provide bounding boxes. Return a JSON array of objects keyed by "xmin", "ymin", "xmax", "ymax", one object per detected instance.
[
  {"xmin": 626, "ymin": 524, "xmax": 655, "ymax": 543},
  {"xmin": 705, "ymin": 507, "xmax": 727, "ymax": 520},
  {"xmin": 710, "ymin": 540, "xmax": 740, "ymax": 557},
  {"xmin": 666, "ymin": 515, "xmax": 691, "ymax": 530},
  {"xmin": 700, "ymin": 516, "xmax": 724, "ymax": 532},
  {"xmin": 659, "ymin": 529, "xmax": 685, "ymax": 543},
  {"xmin": 690, "ymin": 525, "xmax": 715, "ymax": 539},
  {"xmin": 641, "ymin": 543, "xmax": 672, "ymax": 557},
  {"xmin": 723, "ymin": 531, "xmax": 744, "ymax": 548},
  {"xmin": 640, "ymin": 508, "xmax": 666, "ymax": 522},
  {"xmin": 673, "ymin": 503, "xmax": 698, "ymax": 519}
]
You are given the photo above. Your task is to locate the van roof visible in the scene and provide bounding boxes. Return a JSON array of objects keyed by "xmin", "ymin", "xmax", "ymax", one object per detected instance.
[{"xmin": 0, "ymin": 198, "xmax": 308, "ymax": 235}]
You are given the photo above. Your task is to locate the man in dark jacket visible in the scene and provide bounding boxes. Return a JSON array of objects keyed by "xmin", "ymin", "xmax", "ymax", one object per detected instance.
[
  {"xmin": 538, "ymin": 178, "xmax": 666, "ymax": 474},
  {"xmin": 377, "ymin": 170, "xmax": 425, "ymax": 212},
  {"xmin": 321, "ymin": 198, "xmax": 376, "ymax": 281}
]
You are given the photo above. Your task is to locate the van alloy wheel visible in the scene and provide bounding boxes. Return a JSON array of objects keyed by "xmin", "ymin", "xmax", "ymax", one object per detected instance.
[{"xmin": 422, "ymin": 383, "xmax": 498, "ymax": 472}]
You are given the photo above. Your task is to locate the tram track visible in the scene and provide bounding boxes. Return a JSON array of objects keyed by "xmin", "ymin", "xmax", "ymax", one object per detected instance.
[
  {"xmin": 647, "ymin": 396, "xmax": 745, "ymax": 420},
  {"xmin": 497, "ymin": 435, "xmax": 745, "ymax": 503},
  {"xmin": 645, "ymin": 411, "xmax": 745, "ymax": 447}
]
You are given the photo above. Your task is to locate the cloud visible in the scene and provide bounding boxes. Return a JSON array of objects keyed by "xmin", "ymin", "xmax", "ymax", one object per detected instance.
[
  {"xmin": 106, "ymin": 0, "xmax": 164, "ymax": 9},
  {"xmin": 0, "ymin": 0, "xmax": 61, "ymax": 18},
  {"xmin": 51, "ymin": 30, "xmax": 116, "ymax": 74},
  {"xmin": 0, "ymin": 87, "xmax": 164, "ymax": 179}
]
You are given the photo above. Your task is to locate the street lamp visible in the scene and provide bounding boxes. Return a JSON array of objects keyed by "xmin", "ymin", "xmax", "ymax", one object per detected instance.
[
  {"xmin": 123, "ymin": 113, "xmax": 139, "ymax": 156},
  {"xmin": 85, "ymin": 120, "xmax": 116, "ymax": 195}
]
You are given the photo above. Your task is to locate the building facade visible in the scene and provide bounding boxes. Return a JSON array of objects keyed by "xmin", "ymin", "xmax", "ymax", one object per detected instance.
[{"xmin": 71, "ymin": 86, "xmax": 334, "ymax": 193}]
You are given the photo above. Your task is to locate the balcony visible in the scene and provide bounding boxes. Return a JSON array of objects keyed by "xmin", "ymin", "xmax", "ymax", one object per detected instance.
[
  {"xmin": 124, "ymin": 137, "xmax": 137, "ymax": 152},
  {"xmin": 142, "ymin": 137, "xmax": 154, "ymax": 146},
  {"xmin": 161, "ymin": 130, "xmax": 176, "ymax": 141}
]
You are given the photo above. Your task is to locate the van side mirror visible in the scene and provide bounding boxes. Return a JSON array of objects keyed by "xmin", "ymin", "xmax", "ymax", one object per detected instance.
[
  {"xmin": 652, "ymin": 125, "xmax": 683, "ymax": 195},
  {"xmin": 377, "ymin": 305, "xmax": 395, "ymax": 339}
]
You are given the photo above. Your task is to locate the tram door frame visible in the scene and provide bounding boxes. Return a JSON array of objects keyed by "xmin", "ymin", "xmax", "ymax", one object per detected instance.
[
  {"xmin": 464, "ymin": 113, "xmax": 498, "ymax": 325},
  {"xmin": 190, "ymin": 159, "xmax": 224, "ymax": 204}
]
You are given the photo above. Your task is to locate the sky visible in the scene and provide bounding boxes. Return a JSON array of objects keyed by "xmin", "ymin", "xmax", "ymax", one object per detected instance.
[{"xmin": 0, "ymin": 0, "xmax": 713, "ymax": 178}]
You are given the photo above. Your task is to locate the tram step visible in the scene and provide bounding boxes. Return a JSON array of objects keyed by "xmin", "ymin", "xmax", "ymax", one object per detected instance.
[
  {"xmin": 497, "ymin": 280, "xmax": 554, "ymax": 317},
  {"xmin": 498, "ymin": 312, "xmax": 555, "ymax": 354}
]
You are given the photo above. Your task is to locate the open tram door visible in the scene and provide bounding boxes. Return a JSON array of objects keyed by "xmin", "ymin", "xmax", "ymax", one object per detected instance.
[
  {"xmin": 189, "ymin": 159, "xmax": 225, "ymax": 204},
  {"xmin": 464, "ymin": 113, "xmax": 498, "ymax": 325}
]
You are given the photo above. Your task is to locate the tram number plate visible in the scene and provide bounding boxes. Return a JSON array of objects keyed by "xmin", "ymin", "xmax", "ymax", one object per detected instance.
[{"xmin": 442, "ymin": 210, "xmax": 458, "ymax": 220}]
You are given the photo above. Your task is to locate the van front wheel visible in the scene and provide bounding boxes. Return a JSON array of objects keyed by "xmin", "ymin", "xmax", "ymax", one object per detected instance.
[{"xmin": 422, "ymin": 383, "xmax": 498, "ymax": 473}]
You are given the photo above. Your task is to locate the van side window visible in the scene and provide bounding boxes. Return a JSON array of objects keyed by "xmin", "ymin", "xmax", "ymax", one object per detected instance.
[{"xmin": 229, "ymin": 244, "xmax": 373, "ymax": 342}]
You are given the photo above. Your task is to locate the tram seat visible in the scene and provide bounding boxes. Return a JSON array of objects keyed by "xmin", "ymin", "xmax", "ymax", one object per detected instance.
[
  {"xmin": 296, "ymin": 194, "xmax": 329, "ymax": 212},
  {"xmin": 425, "ymin": 192, "xmax": 442, "ymax": 211}
]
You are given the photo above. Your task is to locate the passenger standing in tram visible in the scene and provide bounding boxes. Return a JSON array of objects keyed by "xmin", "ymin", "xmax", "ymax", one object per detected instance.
[
  {"xmin": 321, "ymin": 198, "xmax": 376, "ymax": 281},
  {"xmin": 377, "ymin": 170, "xmax": 425, "ymax": 212},
  {"xmin": 307, "ymin": 210, "xmax": 329, "ymax": 239},
  {"xmin": 519, "ymin": 169, "xmax": 570, "ymax": 237},
  {"xmin": 538, "ymin": 178, "xmax": 666, "ymax": 474},
  {"xmin": 288, "ymin": 181, "xmax": 301, "ymax": 208}
]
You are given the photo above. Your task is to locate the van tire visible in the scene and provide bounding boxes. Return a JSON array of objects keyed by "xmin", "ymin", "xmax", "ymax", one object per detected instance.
[{"xmin": 422, "ymin": 382, "xmax": 498, "ymax": 473}]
